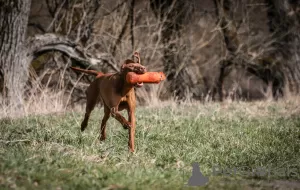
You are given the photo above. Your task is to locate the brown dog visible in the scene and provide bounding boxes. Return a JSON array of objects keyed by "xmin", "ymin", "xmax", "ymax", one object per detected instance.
[{"xmin": 70, "ymin": 52, "xmax": 146, "ymax": 152}]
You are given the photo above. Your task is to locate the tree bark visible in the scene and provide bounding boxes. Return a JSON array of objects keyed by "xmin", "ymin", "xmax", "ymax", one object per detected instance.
[{"xmin": 0, "ymin": 0, "xmax": 32, "ymax": 106}]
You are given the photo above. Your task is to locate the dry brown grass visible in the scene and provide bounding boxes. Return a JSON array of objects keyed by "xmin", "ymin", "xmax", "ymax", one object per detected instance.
[{"xmin": 1, "ymin": 83, "xmax": 300, "ymax": 120}]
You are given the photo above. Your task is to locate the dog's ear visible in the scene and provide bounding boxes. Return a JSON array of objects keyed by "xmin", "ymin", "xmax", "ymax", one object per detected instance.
[
  {"xmin": 121, "ymin": 64, "xmax": 126, "ymax": 72},
  {"xmin": 133, "ymin": 52, "xmax": 140, "ymax": 64},
  {"xmin": 133, "ymin": 51, "xmax": 139, "ymax": 57}
]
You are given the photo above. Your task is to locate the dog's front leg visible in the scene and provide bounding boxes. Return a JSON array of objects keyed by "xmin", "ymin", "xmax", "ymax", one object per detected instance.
[
  {"xmin": 128, "ymin": 109, "xmax": 136, "ymax": 152},
  {"xmin": 110, "ymin": 107, "xmax": 132, "ymax": 129}
]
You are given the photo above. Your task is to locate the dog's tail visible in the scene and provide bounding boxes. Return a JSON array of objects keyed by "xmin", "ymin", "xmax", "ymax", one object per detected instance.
[{"xmin": 70, "ymin": 67, "xmax": 103, "ymax": 76}]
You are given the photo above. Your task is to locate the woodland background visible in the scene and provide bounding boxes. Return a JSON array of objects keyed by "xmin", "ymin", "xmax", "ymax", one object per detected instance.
[
  {"xmin": 1, "ymin": 1, "xmax": 300, "ymax": 189},
  {"xmin": 1, "ymin": 0, "xmax": 300, "ymax": 116}
]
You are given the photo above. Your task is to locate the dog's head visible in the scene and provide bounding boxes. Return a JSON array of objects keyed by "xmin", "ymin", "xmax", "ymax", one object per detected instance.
[
  {"xmin": 121, "ymin": 61, "xmax": 146, "ymax": 74},
  {"xmin": 121, "ymin": 52, "xmax": 146, "ymax": 87}
]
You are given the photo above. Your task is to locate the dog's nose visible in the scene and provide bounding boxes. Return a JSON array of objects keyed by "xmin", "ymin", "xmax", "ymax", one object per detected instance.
[{"xmin": 141, "ymin": 66, "xmax": 146, "ymax": 72}]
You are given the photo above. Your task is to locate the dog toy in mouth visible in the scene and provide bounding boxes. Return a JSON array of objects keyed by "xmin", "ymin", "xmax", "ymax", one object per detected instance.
[{"xmin": 126, "ymin": 72, "xmax": 166, "ymax": 86}]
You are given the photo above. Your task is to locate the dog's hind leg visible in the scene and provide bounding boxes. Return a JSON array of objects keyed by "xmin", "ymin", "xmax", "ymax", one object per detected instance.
[
  {"xmin": 99, "ymin": 105, "xmax": 110, "ymax": 141},
  {"xmin": 81, "ymin": 87, "xmax": 98, "ymax": 131}
]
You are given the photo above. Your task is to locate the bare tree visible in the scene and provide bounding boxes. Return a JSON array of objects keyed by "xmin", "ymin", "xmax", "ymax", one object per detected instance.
[
  {"xmin": 150, "ymin": 0, "xmax": 195, "ymax": 100},
  {"xmin": 213, "ymin": 0, "xmax": 237, "ymax": 101},
  {"xmin": 266, "ymin": 0, "xmax": 300, "ymax": 94},
  {"xmin": 0, "ymin": 0, "xmax": 114, "ymax": 109},
  {"xmin": 213, "ymin": 0, "xmax": 285, "ymax": 101}
]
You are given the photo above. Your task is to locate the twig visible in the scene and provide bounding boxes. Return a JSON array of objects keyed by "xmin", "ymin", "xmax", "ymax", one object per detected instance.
[{"xmin": 46, "ymin": 0, "xmax": 67, "ymax": 32}]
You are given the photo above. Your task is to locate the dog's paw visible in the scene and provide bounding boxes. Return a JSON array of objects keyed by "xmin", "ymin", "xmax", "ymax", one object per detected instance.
[
  {"xmin": 123, "ymin": 122, "xmax": 132, "ymax": 129},
  {"xmin": 99, "ymin": 135, "xmax": 106, "ymax": 141},
  {"xmin": 80, "ymin": 126, "xmax": 86, "ymax": 132},
  {"xmin": 129, "ymin": 148, "xmax": 135, "ymax": 153},
  {"xmin": 81, "ymin": 122, "xmax": 87, "ymax": 131}
]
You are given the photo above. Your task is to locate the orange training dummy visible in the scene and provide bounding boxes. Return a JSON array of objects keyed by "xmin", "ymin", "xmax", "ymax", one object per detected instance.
[{"xmin": 126, "ymin": 72, "xmax": 166, "ymax": 84}]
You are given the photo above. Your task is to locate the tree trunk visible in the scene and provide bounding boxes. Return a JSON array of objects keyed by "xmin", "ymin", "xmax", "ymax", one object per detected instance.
[
  {"xmin": 0, "ymin": 0, "xmax": 32, "ymax": 107},
  {"xmin": 213, "ymin": 0, "xmax": 237, "ymax": 101}
]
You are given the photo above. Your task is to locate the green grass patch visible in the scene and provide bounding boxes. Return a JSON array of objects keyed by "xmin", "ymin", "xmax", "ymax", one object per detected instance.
[{"xmin": 1, "ymin": 104, "xmax": 300, "ymax": 189}]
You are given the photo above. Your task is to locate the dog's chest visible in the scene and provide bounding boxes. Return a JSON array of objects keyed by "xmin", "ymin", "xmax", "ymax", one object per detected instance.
[
  {"xmin": 120, "ymin": 90, "xmax": 134, "ymax": 103},
  {"xmin": 120, "ymin": 96, "xmax": 128, "ymax": 102}
]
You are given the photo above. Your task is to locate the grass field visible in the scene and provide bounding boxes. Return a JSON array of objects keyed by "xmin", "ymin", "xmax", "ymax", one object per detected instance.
[{"xmin": 1, "ymin": 101, "xmax": 300, "ymax": 189}]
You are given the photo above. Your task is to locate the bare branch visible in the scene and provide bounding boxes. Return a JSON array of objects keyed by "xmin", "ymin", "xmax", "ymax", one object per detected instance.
[
  {"xmin": 46, "ymin": 0, "xmax": 67, "ymax": 32},
  {"xmin": 26, "ymin": 33, "xmax": 119, "ymax": 72}
]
